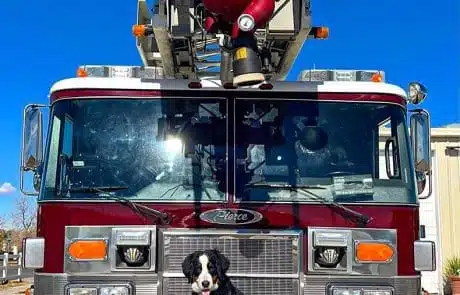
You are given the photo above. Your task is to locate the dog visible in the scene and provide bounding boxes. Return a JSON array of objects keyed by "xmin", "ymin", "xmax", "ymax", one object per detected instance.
[{"xmin": 182, "ymin": 249, "xmax": 243, "ymax": 295}]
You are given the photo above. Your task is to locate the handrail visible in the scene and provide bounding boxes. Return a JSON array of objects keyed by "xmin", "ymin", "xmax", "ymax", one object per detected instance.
[{"xmin": 0, "ymin": 253, "xmax": 23, "ymax": 283}]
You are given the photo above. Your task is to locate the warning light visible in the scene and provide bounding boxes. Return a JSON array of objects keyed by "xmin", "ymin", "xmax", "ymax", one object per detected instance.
[
  {"xmin": 314, "ymin": 27, "xmax": 329, "ymax": 39},
  {"xmin": 77, "ymin": 68, "xmax": 88, "ymax": 77},
  {"xmin": 371, "ymin": 72, "xmax": 383, "ymax": 83},
  {"xmin": 133, "ymin": 25, "xmax": 146, "ymax": 37},
  {"xmin": 132, "ymin": 24, "xmax": 153, "ymax": 37},
  {"xmin": 188, "ymin": 81, "xmax": 203, "ymax": 89}
]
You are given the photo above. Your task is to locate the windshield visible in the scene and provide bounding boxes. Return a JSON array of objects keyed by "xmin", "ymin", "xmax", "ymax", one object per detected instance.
[
  {"xmin": 234, "ymin": 99, "xmax": 416, "ymax": 204},
  {"xmin": 41, "ymin": 97, "xmax": 416, "ymax": 204},
  {"xmin": 41, "ymin": 98, "xmax": 227, "ymax": 201}
]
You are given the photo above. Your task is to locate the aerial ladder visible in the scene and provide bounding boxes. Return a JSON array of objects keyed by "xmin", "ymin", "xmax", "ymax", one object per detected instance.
[{"xmin": 132, "ymin": 0, "xmax": 328, "ymax": 86}]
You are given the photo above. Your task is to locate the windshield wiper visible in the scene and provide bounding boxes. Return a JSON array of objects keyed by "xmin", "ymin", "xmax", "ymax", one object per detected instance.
[
  {"xmin": 245, "ymin": 182, "xmax": 373, "ymax": 226},
  {"xmin": 66, "ymin": 186, "xmax": 130, "ymax": 193},
  {"xmin": 65, "ymin": 186, "xmax": 171, "ymax": 225}
]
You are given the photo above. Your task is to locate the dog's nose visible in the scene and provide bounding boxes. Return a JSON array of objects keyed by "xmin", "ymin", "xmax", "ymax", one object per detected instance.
[{"xmin": 202, "ymin": 281, "xmax": 210, "ymax": 288}]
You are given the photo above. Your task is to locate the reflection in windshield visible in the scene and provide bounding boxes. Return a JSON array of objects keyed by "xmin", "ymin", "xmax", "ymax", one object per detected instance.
[
  {"xmin": 235, "ymin": 99, "xmax": 416, "ymax": 204},
  {"xmin": 42, "ymin": 98, "xmax": 227, "ymax": 201}
]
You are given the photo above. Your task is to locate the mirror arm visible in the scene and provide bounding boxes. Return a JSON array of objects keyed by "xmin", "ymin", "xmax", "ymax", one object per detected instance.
[{"xmin": 419, "ymin": 170, "xmax": 433, "ymax": 199}]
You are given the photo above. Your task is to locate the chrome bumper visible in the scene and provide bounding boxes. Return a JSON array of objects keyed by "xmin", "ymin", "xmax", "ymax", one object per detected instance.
[{"xmin": 33, "ymin": 272, "xmax": 421, "ymax": 295}]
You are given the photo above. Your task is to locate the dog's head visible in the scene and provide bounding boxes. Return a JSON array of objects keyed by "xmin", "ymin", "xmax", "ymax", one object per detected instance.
[{"xmin": 182, "ymin": 249, "xmax": 230, "ymax": 295}]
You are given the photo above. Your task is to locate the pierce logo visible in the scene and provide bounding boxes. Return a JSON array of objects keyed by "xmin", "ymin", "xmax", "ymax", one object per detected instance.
[{"xmin": 199, "ymin": 209, "xmax": 263, "ymax": 225}]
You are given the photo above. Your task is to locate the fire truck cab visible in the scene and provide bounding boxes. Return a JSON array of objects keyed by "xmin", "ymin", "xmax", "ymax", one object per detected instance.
[{"xmin": 19, "ymin": 0, "xmax": 436, "ymax": 294}]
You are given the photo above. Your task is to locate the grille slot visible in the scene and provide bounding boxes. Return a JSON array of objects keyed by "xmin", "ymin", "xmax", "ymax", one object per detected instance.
[
  {"xmin": 162, "ymin": 230, "xmax": 301, "ymax": 275},
  {"xmin": 163, "ymin": 277, "xmax": 298, "ymax": 295}
]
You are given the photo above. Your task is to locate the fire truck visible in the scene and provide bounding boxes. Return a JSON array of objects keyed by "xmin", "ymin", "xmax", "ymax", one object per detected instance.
[{"xmin": 19, "ymin": 0, "xmax": 436, "ymax": 294}]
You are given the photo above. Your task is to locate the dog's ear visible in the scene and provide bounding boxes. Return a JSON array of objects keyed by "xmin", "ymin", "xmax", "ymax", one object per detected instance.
[
  {"xmin": 182, "ymin": 252, "xmax": 197, "ymax": 283},
  {"xmin": 212, "ymin": 249, "xmax": 230, "ymax": 281}
]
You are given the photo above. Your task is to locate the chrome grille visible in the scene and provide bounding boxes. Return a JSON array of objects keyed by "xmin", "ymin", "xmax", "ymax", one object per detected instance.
[
  {"xmin": 162, "ymin": 229, "xmax": 301, "ymax": 275},
  {"xmin": 163, "ymin": 277, "xmax": 298, "ymax": 295}
]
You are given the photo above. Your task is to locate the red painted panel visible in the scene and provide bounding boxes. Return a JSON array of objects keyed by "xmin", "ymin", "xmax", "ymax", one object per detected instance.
[
  {"xmin": 50, "ymin": 89, "xmax": 407, "ymax": 106},
  {"xmin": 37, "ymin": 202, "xmax": 418, "ymax": 275}
]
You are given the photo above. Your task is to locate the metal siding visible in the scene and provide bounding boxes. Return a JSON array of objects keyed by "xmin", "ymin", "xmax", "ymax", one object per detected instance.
[{"xmin": 435, "ymin": 136, "xmax": 460, "ymax": 290}]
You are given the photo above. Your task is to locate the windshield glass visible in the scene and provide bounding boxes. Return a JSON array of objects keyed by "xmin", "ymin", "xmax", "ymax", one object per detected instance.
[
  {"xmin": 234, "ymin": 99, "xmax": 416, "ymax": 204},
  {"xmin": 41, "ymin": 98, "xmax": 227, "ymax": 201}
]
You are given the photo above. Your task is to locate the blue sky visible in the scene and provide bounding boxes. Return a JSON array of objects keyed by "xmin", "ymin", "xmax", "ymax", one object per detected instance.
[{"xmin": 0, "ymin": 0, "xmax": 458, "ymax": 220}]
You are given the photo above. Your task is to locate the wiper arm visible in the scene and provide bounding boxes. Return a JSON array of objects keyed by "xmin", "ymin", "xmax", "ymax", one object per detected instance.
[
  {"xmin": 66, "ymin": 186, "xmax": 171, "ymax": 225},
  {"xmin": 245, "ymin": 182, "xmax": 373, "ymax": 226}
]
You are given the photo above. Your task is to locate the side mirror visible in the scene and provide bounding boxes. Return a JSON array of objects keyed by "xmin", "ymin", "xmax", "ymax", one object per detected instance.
[
  {"xmin": 20, "ymin": 104, "xmax": 47, "ymax": 195},
  {"xmin": 410, "ymin": 109, "xmax": 431, "ymax": 198},
  {"xmin": 408, "ymin": 82, "xmax": 428, "ymax": 105}
]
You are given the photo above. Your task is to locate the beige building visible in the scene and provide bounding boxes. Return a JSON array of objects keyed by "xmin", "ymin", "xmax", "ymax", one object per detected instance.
[
  {"xmin": 379, "ymin": 126, "xmax": 460, "ymax": 294},
  {"xmin": 430, "ymin": 127, "xmax": 460, "ymax": 292}
]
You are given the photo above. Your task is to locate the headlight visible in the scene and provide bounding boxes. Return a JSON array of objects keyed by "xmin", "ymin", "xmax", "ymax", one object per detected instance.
[
  {"xmin": 68, "ymin": 288, "xmax": 97, "ymax": 295},
  {"xmin": 329, "ymin": 286, "xmax": 393, "ymax": 295},
  {"xmin": 67, "ymin": 285, "xmax": 131, "ymax": 295},
  {"xmin": 100, "ymin": 286, "xmax": 130, "ymax": 295}
]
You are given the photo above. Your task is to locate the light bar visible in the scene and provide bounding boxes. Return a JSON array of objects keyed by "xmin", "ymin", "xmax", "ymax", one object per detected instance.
[
  {"xmin": 298, "ymin": 69, "xmax": 385, "ymax": 82},
  {"xmin": 77, "ymin": 65, "xmax": 164, "ymax": 79}
]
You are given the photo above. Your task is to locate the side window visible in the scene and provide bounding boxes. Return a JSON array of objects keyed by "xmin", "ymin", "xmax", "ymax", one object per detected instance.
[
  {"xmin": 44, "ymin": 116, "xmax": 61, "ymax": 189},
  {"xmin": 63, "ymin": 116, "xmax": 74, "ymax": 157}
]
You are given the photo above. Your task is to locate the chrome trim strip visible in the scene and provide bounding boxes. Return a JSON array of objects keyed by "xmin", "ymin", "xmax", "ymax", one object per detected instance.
[
  {"xmin": 32, "ymin": 272, "xmax": 421, "ymax": 295},
  {"xmin": 162, "ymin": 272, "xmax": 300, "ymax": 278}
]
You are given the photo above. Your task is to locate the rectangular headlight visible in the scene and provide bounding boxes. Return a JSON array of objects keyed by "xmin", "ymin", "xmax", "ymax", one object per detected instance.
[
  {"xmin": 115, "ymin": 229, "xmax": 151, "ymax": 246},
  {"xmin": 68, "ymin": 288, "xmax": 97, "ymax": 295},
  {"xmin": 100, "ymin": 286, "xmax": 130, "ymax": 295},
  {"xmin": 313, "ymin": 230, "xmax": 349, "ymax": 247},
  {"xmin": 67, "ymin": 285, "xmax": 131, "ymax": 295},
  {"xmin": 329, "ymin": 286, "xmax": 393, "ymax": 295}
]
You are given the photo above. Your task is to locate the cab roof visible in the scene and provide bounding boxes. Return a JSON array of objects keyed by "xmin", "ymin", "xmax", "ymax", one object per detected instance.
[{"xmin": 50, "ymin": 77, "xmax": 408, "ymax": 99}]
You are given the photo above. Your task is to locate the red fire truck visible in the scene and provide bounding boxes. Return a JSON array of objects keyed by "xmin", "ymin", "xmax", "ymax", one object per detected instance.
[{"xmin": 20, "ymin": 0, "xmax": 436, "ymax": 294}]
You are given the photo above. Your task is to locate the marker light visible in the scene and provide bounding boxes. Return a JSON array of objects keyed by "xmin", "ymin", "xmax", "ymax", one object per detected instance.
[
  {"xmin": 314, "ymin": 26, "xmax": 329, "ymax": 39},
  {"xmin": 77, "ymin": 68, "xmax": 88, "ymax": 77},
  {"xmin": 188, "ymin": 81, "xmax": 203, "ymax": 89},
  {"xmin": 259, "ymin": 82, "xmax": 273, "ymax": 90},
  {"xmin": 371, "ymin": 72, "xmax": 383, "ymax": 82},
  {"xmin": 68, "ymin": 240, "xmax": 108, "ymax": 261},
  {"xmin": 238, "ymin": 14, "xmax": 255, "ymax": 32},
  {"xmin": 355, "ymin": 241, "xmax": 394, "ymax": 263},
  {"xmin": 132, "ymin": 24, "xmax": 153, "ymax": 37}
]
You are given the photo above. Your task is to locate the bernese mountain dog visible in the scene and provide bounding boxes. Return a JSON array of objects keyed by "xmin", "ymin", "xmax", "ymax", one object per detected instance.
[{"xmin": 182, "ymin": 249, "xmax": 243, "ymax": 295}]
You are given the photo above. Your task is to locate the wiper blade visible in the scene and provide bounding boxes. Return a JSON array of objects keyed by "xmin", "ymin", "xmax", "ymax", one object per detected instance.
[
  {"xmin": 245, "ymin": 182, "xmax": 327, "ymax": 189},
  {"xmin": 67, "ymin": 186, "xmax": 171, "ymax": 225},
  {"xmin": 246, "ymin": 182, "xmax": 372, "ymax": 226},
  {"xmin": 300, "ymin": 188, "xmax": 372, "ymax": 226},
  {"xmin": 66, "ymin": 186, "xmax": 129, "ymax": 193}
]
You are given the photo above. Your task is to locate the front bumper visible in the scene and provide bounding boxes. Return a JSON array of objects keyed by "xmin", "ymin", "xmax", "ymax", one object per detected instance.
[{"xmin": 33, "ymin": 272, "xmax": 421, "ymax": 295}]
